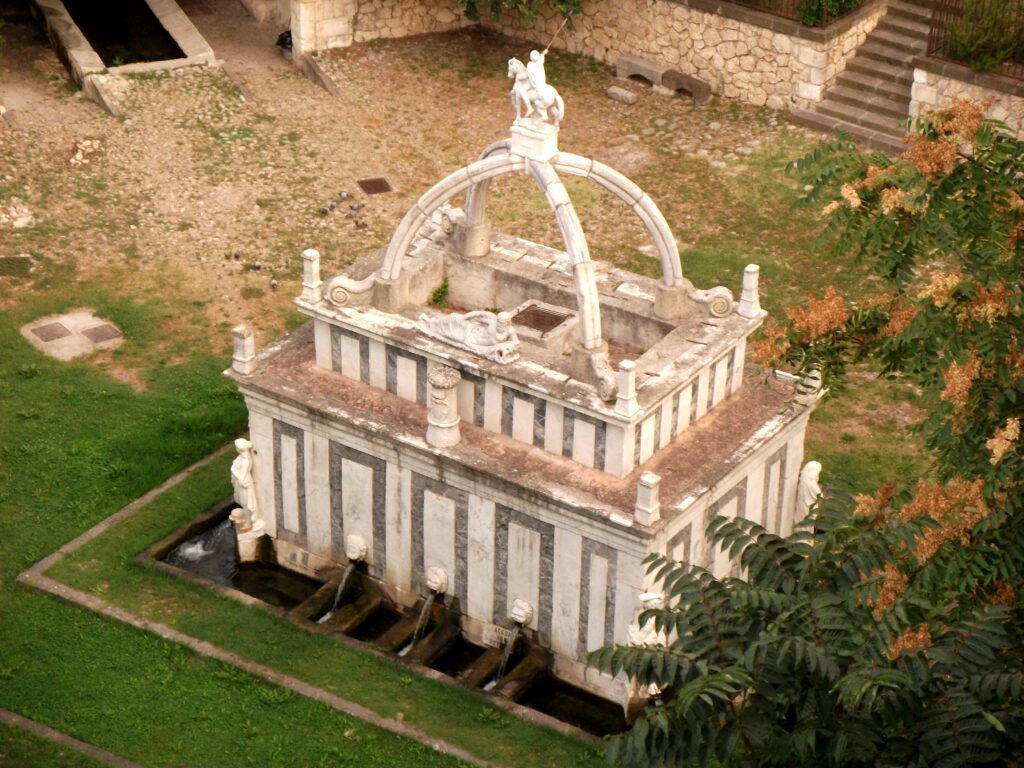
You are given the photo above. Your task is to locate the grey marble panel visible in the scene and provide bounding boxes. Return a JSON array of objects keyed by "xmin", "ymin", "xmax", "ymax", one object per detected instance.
[
  {"xmin": 561, "ymin": 409, "xmax": 608, "ymax": 469},
  {"xmin": 500, "ymin": 386, "xmax": 547, "ymax": 448},
  {"xmin": 273, "ymin": 420, "xmax": 307, "ymax": 545},
  {"xmin": 704, "ymin": 475, "xmax": 749, "ymax": 569},
  {"xmin": 385, "ymin": 345, "xmax": 428, "ymax": 404},
  {"xmin": 762, "ymin": 445, "xmax": 788, "ymax": 533},
  {"xmin": 410, "ymin": 473, "xmax": 469, "ymax": 609},
  {"xmin": 668, "ymin": 522, "xmax": 693, "ymax": 563},
  {"xmin": 328, "ymin": 440, "xmax": 388, "ymax": 577},
  {"xmin": 493, "ymin": 505, "xmax": 555, "ymax": 645},
  {"xmin": 688, "ymin": 379, "xmax": 699, "ymax": 425},
  {"xmin": 577, "ymin": 538, "xmax": 618, "ymax": 657},
  {"xmin": 329, "ymin": 325, "xmax": 370, "ymax": 383},
  {"xmin": 459, "ymin": 370, "xmax": 486, "ymax": 427}
]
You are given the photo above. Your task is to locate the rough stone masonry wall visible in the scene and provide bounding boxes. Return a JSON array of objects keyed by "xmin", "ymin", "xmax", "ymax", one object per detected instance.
[
  {"xmin": 292, "ymin": 0, "xmax": 470, "ymax": 53},
  {"xmin": 481, "ymin": 0, "xmax": 886, "ymax": 109},
  {"xmin": 911, "ymin": 60, "xmax": 1024, "ymax": 138}
]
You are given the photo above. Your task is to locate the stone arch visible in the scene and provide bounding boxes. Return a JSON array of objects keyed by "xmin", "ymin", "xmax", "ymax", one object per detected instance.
[
  {"xmin": 379, "ymin": 152, "xmax": 606, "ymax": 352},
  {"xmin": 461, "ymin": 143, "xmax": 684, "ymax": 288}
]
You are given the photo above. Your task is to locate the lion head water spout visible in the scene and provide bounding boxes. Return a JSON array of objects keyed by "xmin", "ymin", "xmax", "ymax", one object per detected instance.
[{"xmin": 399, "ymin": 566, "xmax": 448, "ymax": 657}]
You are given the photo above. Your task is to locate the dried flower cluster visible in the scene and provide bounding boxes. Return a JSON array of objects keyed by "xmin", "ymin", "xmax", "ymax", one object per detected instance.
[
  {"xmin": 986, "ymin": 417, "xmax": 1021, "ymax": 465},
  {"xmin": 901, "ymin": 100, "xmax": 989, "ymax": 177},
  {"xmin": 902, "ymin": 133, "xmax": 958, "ymax": 177},
  {"xmin": 854, "ymin": 482, "xmax": 897, "ymax": 527},
  {"xmin": 899, "ymin": 478, "xmax": 988, "ymax": 562},
  {"xmin": 931, "ymin": 99, "xmax": 989, "ymax": 143},
  {"xmin": 918, "ymin": 270, "xmax": 963, "ymax": 308},
  {"xmin": 840, "ymin": 183, "xmax": 862, "ymax": 209},
  {"xmin": 751, "ymin": 324, "xmax": 790, "ymax": 368},
  {"xmin": 785, "ymin": 286, "xmax": 848, "ymax": 341},
  {"xmin": 940, "ymin": 351, "xmax": 981, "ymax": 410},
  {"xmin": 879, "ymin": 303, "xmax": 918, "ymax": 338},
  {"xmin": 956, "ymin": 282, "xmax": 1013, "ymax": 326},
  {"xmin": 987, "ymin": 581, "xmax": 1017, "ymax": 607},
  {"xmin": 880, "ymin": 186, "xmax": 908, "ymax": 215},
  {"xmin": 872, "ymin": 562, "xmax": 909, "ymax": 618},
  {"xmin": 886, "ymin": 624, "xmax": 933, "ymax": 661}
]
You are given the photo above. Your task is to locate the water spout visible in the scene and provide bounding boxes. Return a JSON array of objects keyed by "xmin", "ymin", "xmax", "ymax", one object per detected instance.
[
  {"xmin": 409, "ymin": 591, "xmax": 436, "ymax": 647},
  {"xmin": 495, "ymin": 622, "xmax": 521, "ymax": 682},
  {"xmin": 495, "ymin": 598, "xmax": 534, "ymax": 682},
  {"xmin": 317, "ymin": 561, "xmax": 357, "ymax": 625}
]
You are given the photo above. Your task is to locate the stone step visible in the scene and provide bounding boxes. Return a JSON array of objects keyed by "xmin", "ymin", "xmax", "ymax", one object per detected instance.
[
  {"xmin": 834, "ymin": 68, "xmax": 912, "ymax": 101},
  {"xmin": 816, "ymin": 98, "xmax": 907, "ymax": 135},
  {"xmin": 790, "ymin": 109, "xmax": 907, "ymax": 155},
  {"xmin": 887, "ymin": 0, "xmax": 933, "ymax": 25},
  {"xmin": 868, "ymin": 27, "xmax": 929, "ymax": 56},
  {"xmin": 856, "ymin": 40, "xmax": 915, "ymax": 68},
  {"xmin": 845, "ymin": 56, "xmax": 914, "ymax": 86},
  {"xmin": 826, "ymin": 84, "xmax": 910, "ymax": 119},
  {"xmin": 878, "ymin": 7, "xmax": 931, "ymax": 30},
  {"xmin": 874, "ymin": 14, "xmax": 930, "ymax": 39}
]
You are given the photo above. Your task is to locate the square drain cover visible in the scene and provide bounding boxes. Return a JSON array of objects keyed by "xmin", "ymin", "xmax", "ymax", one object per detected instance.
[
  {"xmin": 513, "ymin": 305, "xmax": 570, "ymax": 333},
  {"xmin": 357, "ymin": 177, "xmax": 393, "ymax": 195},
  {"xmin": 82, "ymin": 324, "xmax": 123, "ymax": 343},
  {"xmin": 31, "ymin": 322, "xmax": 71, "ymax": 342}
]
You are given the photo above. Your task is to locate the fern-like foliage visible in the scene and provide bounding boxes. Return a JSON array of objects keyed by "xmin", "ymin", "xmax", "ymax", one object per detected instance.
[{"xmin": 592, "ymin": 109, "xmax": 1024, "ymax": 767}]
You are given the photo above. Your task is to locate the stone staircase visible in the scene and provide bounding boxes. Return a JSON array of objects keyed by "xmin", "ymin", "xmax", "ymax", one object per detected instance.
[{"xmin": 791, "ymin": 0, "xmax": 932, "ymax": 154}]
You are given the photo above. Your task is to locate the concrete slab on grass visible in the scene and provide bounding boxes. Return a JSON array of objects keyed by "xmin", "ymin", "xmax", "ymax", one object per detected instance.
[{"xmin": 21, "ymin": 309, "xmax": 124, "ymax": 360}]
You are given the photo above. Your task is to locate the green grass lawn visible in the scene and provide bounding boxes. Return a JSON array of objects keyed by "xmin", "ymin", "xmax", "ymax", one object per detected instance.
[
  {"xmin": 0, "ymin": 723, "xmax": 109, "ymax": 768},
  {"xmin": 0, "ymin": 265, "xmax": 601, "ymax": 768}
]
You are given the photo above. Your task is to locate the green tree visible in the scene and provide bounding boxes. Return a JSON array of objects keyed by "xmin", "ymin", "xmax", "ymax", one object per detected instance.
[{"xmin": 590, "ymin": 103, "xmax": 1024, "ymax": 766}]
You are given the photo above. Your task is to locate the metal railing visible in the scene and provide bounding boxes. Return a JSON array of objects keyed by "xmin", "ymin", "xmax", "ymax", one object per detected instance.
[
  {"xmin": 927, "ymin": 0, "xmax": 1024, "ymax": 81},
  {"xmin": 729, "ymin": 0, "xmax": 869, "ymax": 27}
]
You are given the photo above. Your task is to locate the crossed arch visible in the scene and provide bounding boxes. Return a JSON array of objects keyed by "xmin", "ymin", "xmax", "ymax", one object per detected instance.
[{"xmin": 379, "ymin": 145, "xmax": 686, "ymax": 355}]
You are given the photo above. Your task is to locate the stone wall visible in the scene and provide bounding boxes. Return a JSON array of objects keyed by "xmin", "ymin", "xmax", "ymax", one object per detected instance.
[
  {"xmin": 480, "ymin": 0, "xmax": 886, "ymax": 109},
  {"xmin": 291, "ymin": 0, "xmax": 470, "ymax": 53},
  {"xmin": 911, "ymin": 58, "xmax": 1024, "ymax": 138},
  {"xmin": 291, "ymin": 0, "xmax": 884, "ymax": 110}
]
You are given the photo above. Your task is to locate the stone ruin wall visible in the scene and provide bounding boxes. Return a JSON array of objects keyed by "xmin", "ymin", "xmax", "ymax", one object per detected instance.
[
  {"xmin": 292, "ymin": 0, "xmax": 470, "ymax": 53},
  {"xmin": 293, "ymin": 0, "xmax": 885, "ymax": 110},
  {"xmin": 911, "ymin": 64, "xmax": 1024, "ymax": 138},
  {"xmin": 481, "ymin": 0, "xmax": 885, "ymax": 109}
]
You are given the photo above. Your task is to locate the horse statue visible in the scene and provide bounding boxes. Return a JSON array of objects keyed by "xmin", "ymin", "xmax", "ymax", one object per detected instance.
[{"xmin": 508, "ymin": 52, "xmax": 564, "ymax": 127}]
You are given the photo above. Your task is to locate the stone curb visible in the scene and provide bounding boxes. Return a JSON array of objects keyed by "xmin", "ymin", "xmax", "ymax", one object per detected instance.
[
  {"xmin": 16, "ymin": 445, "xmax": 501, "ymax": 768},
  {"xmin": 0, "ymin": 708, "xmax": 144, "ymax": 768},
  {"xmin": 302, "ymin": 55, "xmax": 341, "ymax": 97}
]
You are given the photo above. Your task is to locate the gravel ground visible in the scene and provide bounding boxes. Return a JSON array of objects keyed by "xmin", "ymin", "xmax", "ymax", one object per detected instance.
[{"xmin": 0, "ymin": 0, "xmax": 821, "ymax": 357}]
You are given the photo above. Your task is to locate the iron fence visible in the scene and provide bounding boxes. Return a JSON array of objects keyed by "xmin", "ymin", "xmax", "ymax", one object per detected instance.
[
  {"xmin": 927, "ymin": 0, "xmax": 1024, "ymax": 81},
  {"xmin": 729, "ymin": 0, "xmax": 869, "ymax": 27}
]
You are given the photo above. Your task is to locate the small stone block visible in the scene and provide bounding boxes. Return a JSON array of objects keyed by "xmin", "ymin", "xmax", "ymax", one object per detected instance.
[
  {"xmin": 82, "ymin": 324, "xmax": 123, "ymax": 343},
  {"xmin": 606, "ymin": 86, "xmax": 638, "ymax": 105},
  {"xmin": 31, "ymin": 322, "xmax": 71, "ymax": 342}
]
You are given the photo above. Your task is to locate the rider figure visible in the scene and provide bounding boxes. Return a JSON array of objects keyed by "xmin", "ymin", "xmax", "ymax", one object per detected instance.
[{"xmin": 526, "ymin": 50, "xmax": 547, "ymax": 97}]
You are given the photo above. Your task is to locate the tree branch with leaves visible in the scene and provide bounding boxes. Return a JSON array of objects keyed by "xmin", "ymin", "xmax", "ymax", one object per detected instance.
[{"xmin": 591, "ymin": 102, "xmax": 1024, "ymax": 767}]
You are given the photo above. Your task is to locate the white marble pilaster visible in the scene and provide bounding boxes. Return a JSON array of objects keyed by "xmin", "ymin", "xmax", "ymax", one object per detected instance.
[{"xmin": 466, "ymin": 496, "xmax": 496, "ymax": 622}]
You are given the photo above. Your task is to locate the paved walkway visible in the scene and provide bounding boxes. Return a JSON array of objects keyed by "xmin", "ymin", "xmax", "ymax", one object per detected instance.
[{"xmin": 0, "ymin": 708, "xmax": 144, "ymax": 768}]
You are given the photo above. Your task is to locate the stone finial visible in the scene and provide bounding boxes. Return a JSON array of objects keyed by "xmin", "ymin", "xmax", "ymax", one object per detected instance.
[
  {"xmin": 426, "ymin": 366, "xmax": 462, "ymax": 448},
  {"xmin": 301, "ymin": 248, "xmax": 322, "ymax": 302},
  {"xmin": 426, "ymin": 565, "xmax": 449, "ymax": 595},
  {"xmin": 510, "ymin": 598, "xmax": 534, "ymax": 626},
  {"xmin": 232, "ymin": 324, "xmax": 256, "ymax": 375},
  {"xmin": 797, "ymin": 367, "xmax": 823, "ymax": 405},
  {"xmin": 344, "ymin": 533, "xmax": 368, "ymax": 562},
  {"xmin": 615, "ymin": 360, "xmax": 640, "ymax": 417},
  {"xmin": 738, "ymin": 264, "xmax": 761, "ymax": 318},
  {"xmin": 635, "ymin": 471, "xmax": 661, "ymax": 526}
]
